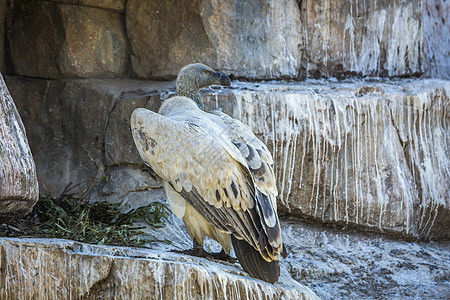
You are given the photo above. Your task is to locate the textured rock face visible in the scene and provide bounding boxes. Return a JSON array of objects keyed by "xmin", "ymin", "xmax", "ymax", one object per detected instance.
[
  {"xmin": 0, "ymin": 0, "xmax": 5, "ymax": 72},
  {"xmin": 5, "ymin": 0, "xmax": 449, "ymax": 79},
  {"xmin": 126, "ymin": 0, "xmax": 218, "ymax": 79},
  {"xmin": 300, "ymin": 0, "xmax": 425, "ymax": 78},
  {"xmin": 0, "ymin": 238, "xmax": 319, "ymax": 300},
  {"xmin": 7, "ymin": 1, "xmax": 127, "ymax": 78},
  {"xmin": 202, "ymin": 79, "xmax": 450, "ymax": 239},
  {"xmin": 126, "ymin": 0, "xmax": 302, "ymax": 79},
  {"xmin": 0, "ymin": 74, "xmax": 38, "ymax": 223},
  {"xmin": 282, "ymin": 221, "xmax": 450, "ymax": 299},
  {"xmin": 6, "ymin": 76, "xmax": 173, "ymax": 197},
  {"xmin": 53, "ymin": 0, "xmax": 125, "ymax": 11},
  {"xmin": 423, "ymin": 0, "xmax": 450, "ymax": 79},
  {"xmin": 124, "ymin": 0, "xmax": 449, "ymax": 79}
]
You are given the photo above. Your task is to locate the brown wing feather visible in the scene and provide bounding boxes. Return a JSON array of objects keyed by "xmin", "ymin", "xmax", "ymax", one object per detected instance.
[{"xmin": 210, "ymin": 110, "xmax": 278, "ymax": 198}]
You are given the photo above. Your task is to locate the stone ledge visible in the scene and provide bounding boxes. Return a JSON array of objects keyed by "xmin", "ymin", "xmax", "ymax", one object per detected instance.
[{"xmin": 0, "ymin": 238, "xmax": 319, "ymax": 300}]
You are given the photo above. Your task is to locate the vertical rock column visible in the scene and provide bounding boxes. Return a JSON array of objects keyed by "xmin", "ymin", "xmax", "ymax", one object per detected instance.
[{"xmin": 0, "ymin": 73, "xmax": 38, "ymax": 223}]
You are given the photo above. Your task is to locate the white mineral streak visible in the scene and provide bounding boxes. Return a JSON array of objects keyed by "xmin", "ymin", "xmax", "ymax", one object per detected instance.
[
  {"xmin": 206, "ymin": 79, "xmax": 449, "ymax": 237},
  {"xmin": 423, "ymin": 0, "xmax": 450, "ymax": 79},
  {"xmin": 304, "ymin": 0, "xmax": 428, "ymax": 77},
  {"xmin": 0, "ymin": 238, "xmax": 319, "ymax": 300},
  {"xmin": 202, "ymin": 0, "xmax": 301, "ymax": 79}
]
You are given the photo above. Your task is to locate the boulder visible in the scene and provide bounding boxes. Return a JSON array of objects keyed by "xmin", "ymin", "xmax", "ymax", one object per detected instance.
[
  {"xmin": 202, "ymin": 79, "xmax": 450, "ymax": 239},
  {"xmin": 0, "ymin": 74, "xmax": 38, "ymax": 223},
  {"xmin": 126, "ymin": 0, "xmax": 302, "ymax": 79},
  {"xmin": 7, "ymin": 1, "xmax": 127, "ymax": 78},
  {"xmin": 5, "ymin": 76, "xmax": 174, "ymax": 197},
  {"xmin": 0, "ymin": 238, "xmax": 319, "ymax": 299}
]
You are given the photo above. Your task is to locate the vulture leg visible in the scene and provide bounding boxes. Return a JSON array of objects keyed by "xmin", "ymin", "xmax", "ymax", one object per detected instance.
[
  {"xmin": 174, "ymin": 240, "xmax": 236, "ymax": 263},
  {"xmin": 173, "ymin": 240, "xmax": 208, "ymax": 258}
]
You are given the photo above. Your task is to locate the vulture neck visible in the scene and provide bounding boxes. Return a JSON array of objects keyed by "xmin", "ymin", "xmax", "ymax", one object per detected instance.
[{"xmin": 177, "ymin": 85, "xmax": 205, "ymax": 110}]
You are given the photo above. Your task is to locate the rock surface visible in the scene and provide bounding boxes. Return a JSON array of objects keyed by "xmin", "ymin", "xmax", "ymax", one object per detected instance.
[
  {"xmin": 50, "ymin": 0, "xmax": 126, "ymax": 11},
  {"xmin": 0, "ymin": 237, "xmax": 319, "ymax": 300},
  {"xmin": 5, "ymin": 77, "xmax": 449, "ymax": 239},
  {"xmin": 1, "ymin": 215, "xmax": 448, "ymax": 299},
  {"xmin": 0, "ymin": 0, "xmax": 5, "ymax": 72},
  {"xmin": 7, "ymin": 1, "xmax": 127, "ymax": 78},
  {"xmin": 299, "ymin": 0, "xmax": 428, "ymax": 78},
  {"xmin": 0, "ymin": 74, "xmax": 38, "ymax": 224},
  {"xmin": 203, "ymin": 79, "xmax": 450, "ymax": 239},
  {"xmin": 6, "ymin": 76, "xmax": 173, "ymax": 197},
  {"xmin": 423, "ymin": 0, "xmax": 450, "ymax": 79},
  {"xmin": 282, "ymin": 220, "xmax": 450, "ymax": 299},
  {"xmin": 127, "ymin": 210, "xmax": 450, "ymax": 299},
  {"xmin": 7, "ymin": 0, "xmax": 447, "ymax": 80},
  {"xmin": 126, "ymin": 0, "xmax": 302, "ymax": 79}
]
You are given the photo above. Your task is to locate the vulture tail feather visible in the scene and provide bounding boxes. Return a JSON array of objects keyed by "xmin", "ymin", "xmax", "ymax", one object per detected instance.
[{"xmin": 231, "ymin": 235, "xmax": 280, "ymax": 284}]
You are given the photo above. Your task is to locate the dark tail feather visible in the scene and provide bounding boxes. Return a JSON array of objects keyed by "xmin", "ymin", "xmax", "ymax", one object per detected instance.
[{"xmin": 232, "ymin": 235, "xmax": 280, "ymax": 284}]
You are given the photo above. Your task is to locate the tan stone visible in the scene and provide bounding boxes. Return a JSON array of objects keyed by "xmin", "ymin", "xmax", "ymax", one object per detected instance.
[
  {"xmin": 7, "ymin": 1, "xmax": 127, "ymax": 78},
  {"xmin": 0, "ymin": 238, "xmax": 319, "ymax": 299},
  {"xmin": 126, "ymin": 0, "xmax": 302, "ymax": 79},
  {"xmin": 50, "ymin": 0, "xmax": 125, "ymax": 11},
  {"xmin": 0, "ymin": 74, "xmax": 38, "ymax": 223}
]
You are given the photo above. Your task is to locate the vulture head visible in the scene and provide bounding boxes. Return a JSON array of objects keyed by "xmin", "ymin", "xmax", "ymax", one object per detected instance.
[{"xmin": 176, "ymin": 63, "xmax": 231, "ymax": 109}]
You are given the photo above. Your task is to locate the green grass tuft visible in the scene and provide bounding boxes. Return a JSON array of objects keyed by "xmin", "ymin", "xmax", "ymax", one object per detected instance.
[{"xmin": 0, "ymin": 195, "xmax": 171, "ymax": 247}]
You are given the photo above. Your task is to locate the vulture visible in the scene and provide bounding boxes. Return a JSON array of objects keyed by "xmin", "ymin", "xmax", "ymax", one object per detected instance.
[{"xmin": 130, "ymin": 63, "xmax": 287, "ymax": 283}]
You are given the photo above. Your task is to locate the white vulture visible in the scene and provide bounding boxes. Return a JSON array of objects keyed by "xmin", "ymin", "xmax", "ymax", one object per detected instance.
[{"xmin": 130, "ymin": 63, "xmax": 287, "ymax": 283}]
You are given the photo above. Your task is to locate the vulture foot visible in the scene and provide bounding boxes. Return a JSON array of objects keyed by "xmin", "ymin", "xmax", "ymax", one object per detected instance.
[
  {"xmin": 210, "ymin": 249, "xmax": 237, "ymax": 263},
  {"xmin": 174, "ymin": 241, "xmax": 236, "ymax": 263}
]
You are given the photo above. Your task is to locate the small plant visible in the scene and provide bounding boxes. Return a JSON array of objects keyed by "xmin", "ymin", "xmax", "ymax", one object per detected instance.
[{"xmin": 0, "ymin": 195, "xmax": 171, "ymax": 247}]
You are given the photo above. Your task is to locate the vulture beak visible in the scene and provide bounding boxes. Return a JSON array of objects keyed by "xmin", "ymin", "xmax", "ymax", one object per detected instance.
[{"xmin": 215, "ymin": 71, "xmax": 231, "ymax": 87}]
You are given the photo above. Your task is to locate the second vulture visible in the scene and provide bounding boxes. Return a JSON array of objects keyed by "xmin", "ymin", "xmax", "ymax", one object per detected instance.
[{"xmin": 130, "ymin": 63, "xmax": 287, "ymax": 283}]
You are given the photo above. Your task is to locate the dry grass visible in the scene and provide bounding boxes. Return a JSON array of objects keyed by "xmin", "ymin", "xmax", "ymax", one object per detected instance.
[{"xmin": 0, "ymin": 195, "xmax": 171, "ymax": 247}]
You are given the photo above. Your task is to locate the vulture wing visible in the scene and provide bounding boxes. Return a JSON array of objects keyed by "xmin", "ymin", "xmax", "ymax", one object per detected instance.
[
  {"xmin": 210, "ymin": 110, "xmax": 278, "ymax": 200},
  {"xmin": 131, "ymin": 103, "xmax": 281, "ymax": 261}
]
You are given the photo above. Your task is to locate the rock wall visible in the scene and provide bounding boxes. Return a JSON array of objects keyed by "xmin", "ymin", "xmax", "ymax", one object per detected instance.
[
  {"xmin": 5, "ymin": 76, "xmax": 172, "ymax": 196},
  {"xmin": 4, "ymin": 0, "xmax": 450, "ymax": 79},
  {"xmin": 203, "ymin": 79, "xmax": 450, "ymax": 239},
  {"xmin": 7, "ymin": 1, "xmax": 127, "ymax": 78},
  {"xmin": 6, "ymin": 76, "xmax": 449, "ymax": 239},
  {"xmin": 2, "ymin": 0, "xmax": 449, "ymax": 238},
  {"xmin": 0, "ymin": 238, "xmax": 319, "ymax": 299}
]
